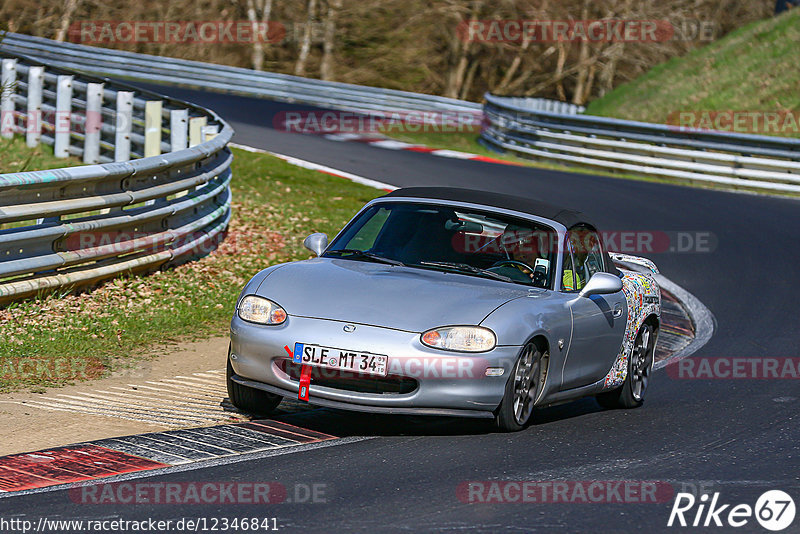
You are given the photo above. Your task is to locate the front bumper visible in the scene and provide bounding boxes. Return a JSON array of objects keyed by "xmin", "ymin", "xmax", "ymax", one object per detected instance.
[{"xmin": 229, "ymin": 314, "xmax": 522, "ymax": 416}]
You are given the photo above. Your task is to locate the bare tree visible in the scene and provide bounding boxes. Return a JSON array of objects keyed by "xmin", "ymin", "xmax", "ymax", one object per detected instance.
[
  {"xmin": 54, "ymin": 0, "xmax": 81, "ymax": 41},
  {"xmin": 320, "ymin": 0, "xmax": 342, "ymax": 80},
  {"xmin": 443, "ymin": 1, "xmax": 482, "ymax": 99},
  {"xmin": 245, "ymin": 0, "xmax": 274, "ymax": 71},
  {"xmin": 294, "ymin": 0, "xmax": 318, "ymax": 76},
  {"xmin": 570, "ymin": 0, "xmax": 592, "ymax": 104},
  {"xmin": 0, "ymin": 0, "xmax": 775, "ymax": 102}
]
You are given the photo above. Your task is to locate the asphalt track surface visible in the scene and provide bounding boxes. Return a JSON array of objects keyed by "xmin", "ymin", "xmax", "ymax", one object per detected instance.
[{"xmin": 4, "ymin": 84, "xmax": 799, "ymax": 533}]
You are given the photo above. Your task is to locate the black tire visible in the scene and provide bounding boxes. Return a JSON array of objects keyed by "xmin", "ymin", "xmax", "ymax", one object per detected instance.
[
  {"xmin": 226, "ymin": 347, "xmax": 282, "ymax": 416},
  {"xmin": 596, "ymin": 323, "xmax": 656, "ymax": 409},
  {"xmin": 494, "ymin": 343, "xmax": 548, "ymax": 432}
]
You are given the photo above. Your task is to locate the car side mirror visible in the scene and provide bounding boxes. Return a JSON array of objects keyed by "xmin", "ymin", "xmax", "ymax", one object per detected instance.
[
  {"xmin": 579, "ymin": 272, "xmax": 623, "ymax": 298},
  {"xmin": 303, "ymin": 232, "xmax": 328, "ymax": 256}
]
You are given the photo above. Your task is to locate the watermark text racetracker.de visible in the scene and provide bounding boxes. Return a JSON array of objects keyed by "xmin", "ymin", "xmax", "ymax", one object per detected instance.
[
  {"xmin": 69, "ymin": 481, "xmax": 327, "ymax": 505},
  {"xmin": 273, "ymin": 110, "xmax": 485, "ymax": 135},
  {"xmin": 452, "ymin": 229, "xmax": 717, "ymax": 256},
  {"xmin": 457, "ymin": 480, "xmax": 674, "ymax": 503},
  {"xmin": 69, "ymin": 20, "xmax": 286, "ymax": 44},
  {"xmin": 667, "ymin": 110, "xmax": 800, "ymax": 136},
  {"xmin": 666, "ymin": 357, "xmax": 800, "ymax": 380},
  {"xmin": 457, "ymin": 18, "xmax": 717, "ymax": 43}
]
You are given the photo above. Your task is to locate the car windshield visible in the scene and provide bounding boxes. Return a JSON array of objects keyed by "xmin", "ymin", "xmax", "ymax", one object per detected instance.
[{"xmin": 324, "ymin": 202, "xmax": 558, "ymax": 289}]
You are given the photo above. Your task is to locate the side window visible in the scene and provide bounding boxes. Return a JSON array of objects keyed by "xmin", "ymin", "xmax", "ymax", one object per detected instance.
[
  {"xmin": 584, "ymin": 233, "xmax": 604, "ymax": 279},
  {"xmin": 569, "ymin": 226, "xmax": 605, "ymax": 284},
  {"xmin": 344, "ymin": 207, "xmax": 390, "ymax": 250},
  {"xmin": 561, "ymin": 236, "xmax": 581, "ymax": 292}
]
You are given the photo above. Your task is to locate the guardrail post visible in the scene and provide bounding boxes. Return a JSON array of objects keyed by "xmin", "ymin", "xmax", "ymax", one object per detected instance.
[
  {"xmin": 188, "ymin": 116, "xmax": 207, "ymax": 147},
  {"xmin": 26, "ymin": 66, "xmax": 44, "ymax": 148},
  {"xmin": 144, "ymin": 100, "xmax": 162, "ymax": 157},
  {"xmin": 83, "ymin": 82, "xmax": 103, "ymax": 164},
  {"xmin": 143, "ymin": 101, "xmax": 163, "ymax": 205},
  {"xmin": 54, "ymin": 75, "xmax": 73, "ymax": 158},
  {"xmin": 198, "ymin": 125, "xmax": 220, "ymax": 191},
  {"xmin": 1, "ymin": 59, "xmax": 17, "ymax": 139},
  {"xmin": 114, "ymin": 91, "xmax": 134, "ymax": 162},
  {"xmin": 170, "ymin": 109, "xmax": 188, "ymax": 151},
  {"xmin": 202, "ymin": 124, "xmax": 219, "ymax": 142}
]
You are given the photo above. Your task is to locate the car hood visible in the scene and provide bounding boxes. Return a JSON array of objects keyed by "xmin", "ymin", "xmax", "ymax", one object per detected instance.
[{"xmin": 255, "ymin": 257, "xmax": 532, "ymax": 332}]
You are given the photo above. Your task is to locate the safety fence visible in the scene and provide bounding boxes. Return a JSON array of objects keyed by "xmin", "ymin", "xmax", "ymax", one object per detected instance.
[
  {"xmin": 481, "ymin": 93, "xmax": 800, "ymax": 194},
  {"xmin": 0, "ymin": 50, "xmax": 233, "ymax": 302}
]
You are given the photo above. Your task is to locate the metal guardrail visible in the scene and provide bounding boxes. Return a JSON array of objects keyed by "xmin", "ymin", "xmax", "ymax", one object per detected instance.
[
  {"xmin": 1, "ymin": 32, "xmax": 482, "ymax": 116},
  {"xmin": 482, "ymin": 93, "xmax": 800, "ymax": 194},
  {"xmin": 487, "ymin": 96, "xmax": 584, "ymax": 115},
  {"xmin": 0, "ymin": 50, "xmax": 233, "ymax": 303}
]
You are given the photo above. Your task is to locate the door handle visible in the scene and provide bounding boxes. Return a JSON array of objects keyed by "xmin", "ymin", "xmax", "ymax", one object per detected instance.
[{"xmin": 612, "ymin": 302, "xmax": 623, "ymax": 318}]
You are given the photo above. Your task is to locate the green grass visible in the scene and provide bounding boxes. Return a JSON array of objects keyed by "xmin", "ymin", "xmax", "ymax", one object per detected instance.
[
  {"xmin": 0, "ymin": 146, "xmax": 381, "ymax": 392},
  {"xmin": 586, "ymin": 9, "xmax": 800, "ymax": 135},
  {"xmin": 0, "ymin": 136, "xmax": 83, "ymax": 173}
]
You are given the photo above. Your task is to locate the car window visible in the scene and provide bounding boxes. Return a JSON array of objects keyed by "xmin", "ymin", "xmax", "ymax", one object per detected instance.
[
  {"xmin": 561, "ymin": 236, "xmax": 582, "ymax": 292},
  {"xmin": 346, "ymin": 206, "xmax": 390, "ymax": 250},
  {"xmin": 568, "ymin": 225, "xmax": 605, "ymax": 286},
  {"xmin": 326, "ymin": 202, "xmax": 558, "ymax": 289}
]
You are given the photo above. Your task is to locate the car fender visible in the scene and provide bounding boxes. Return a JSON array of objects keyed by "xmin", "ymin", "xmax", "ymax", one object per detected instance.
[
  {"xmin": 235, "ymin": 262, "xmax": 292, "ymax": 305},
  {"xmin": 480, "ymin": 291, "xmax": 572, "ymax": 396},
  {"xmin": 600, "ymin": 269, "xmax": 661, "ymax": 389}
]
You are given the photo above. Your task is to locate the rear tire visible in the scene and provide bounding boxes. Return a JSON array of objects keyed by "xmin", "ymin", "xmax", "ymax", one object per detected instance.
[
  {"xmin": 596, "ymin": 323, "xmax": 656, "ymax": 409},
  {"xmin": 494, "ymin": 343, "xmax": 548, "ymax": 432},
  {"xmin": 226, "ymin": 346, "xmax": 282, "ymax": 416}
]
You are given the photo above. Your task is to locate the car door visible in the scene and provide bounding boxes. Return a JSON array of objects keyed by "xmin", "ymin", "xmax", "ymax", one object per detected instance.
[{"xmin": 559, "ymin": 228, "xmax": 627, "ymax": 390}]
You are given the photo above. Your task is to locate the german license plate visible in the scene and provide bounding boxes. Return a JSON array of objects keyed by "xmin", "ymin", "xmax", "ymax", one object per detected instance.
[{"xmin": 292, "ymin": 343, "xmax": 388, "ymax": 377}]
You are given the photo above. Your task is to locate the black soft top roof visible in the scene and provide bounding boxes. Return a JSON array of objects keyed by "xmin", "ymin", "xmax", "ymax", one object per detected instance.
[{"xmin": 383, "ymin": 187, "xmax": 590, "ymax": 229}]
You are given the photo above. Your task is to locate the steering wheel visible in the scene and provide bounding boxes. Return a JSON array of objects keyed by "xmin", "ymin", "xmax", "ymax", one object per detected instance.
[
  {"xmin": 492, "ymin": 259, "xmax": 535, "ymax": 274},
  {"xmin": 491, "ymin": 260, "xmax": 547, "ymax": 287}
]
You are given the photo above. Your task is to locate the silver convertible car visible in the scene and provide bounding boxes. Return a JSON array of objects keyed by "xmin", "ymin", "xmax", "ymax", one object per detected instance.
[{"xmin": 228, "ymin": 187, "xmax": 661, "ymax": 431}]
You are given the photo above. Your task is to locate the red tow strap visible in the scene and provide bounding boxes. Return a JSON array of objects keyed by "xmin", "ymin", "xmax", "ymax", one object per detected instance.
[
  {"xmin": 298, "ymin": 364, "xmax": 312, "ymax": 401},
  {"xmin": 284, "ymin": 344, "xmax": 312, "ymax": 401}
]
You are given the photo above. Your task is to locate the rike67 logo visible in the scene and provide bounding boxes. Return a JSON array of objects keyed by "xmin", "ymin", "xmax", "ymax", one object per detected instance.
[{"xmin": 668, "ymin": 490, "xmax": 795, "ymax": 531}]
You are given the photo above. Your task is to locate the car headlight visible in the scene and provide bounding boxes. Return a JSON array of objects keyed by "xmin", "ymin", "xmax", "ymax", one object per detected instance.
[
  {"xmin": 420, "ymin": 326, "xmax": 496, "ymax": 352},
  {"xmin": 237, "ymin": 295, "xmax": 287, "ymax": 325}
]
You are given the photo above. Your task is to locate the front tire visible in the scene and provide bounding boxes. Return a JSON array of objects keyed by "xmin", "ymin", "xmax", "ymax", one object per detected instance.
[
  {"xmin": 494, "ymin": 343, "xmax": 548, "ymax": 432},
  {"xmin": 596, "ymin": 323, "xmax": 656, "ymax": 409},
  {"xmin": 226, "ymin": 347, "xmax": 282, "ymax": 416}
]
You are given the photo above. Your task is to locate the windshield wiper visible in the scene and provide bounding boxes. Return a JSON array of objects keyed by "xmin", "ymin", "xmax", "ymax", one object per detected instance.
[
  {"xmin": 325, "ymin": 249, "xmax": 405, "ymax": 266},
  {"xmin": 418, "ymin": 261, "xmax": 512, "ymax": 282}
]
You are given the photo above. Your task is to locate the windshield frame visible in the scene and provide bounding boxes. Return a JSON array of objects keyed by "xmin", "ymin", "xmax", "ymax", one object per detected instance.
[{"xmin": 323, "ymin": 197, "xmax": 567, "ymax": 290}]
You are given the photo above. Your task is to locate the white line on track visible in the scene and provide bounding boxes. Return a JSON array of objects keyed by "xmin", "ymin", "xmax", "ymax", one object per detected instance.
[{"xmin": 230, "ymin": 142, "xmax": 397, "ymax": 191}]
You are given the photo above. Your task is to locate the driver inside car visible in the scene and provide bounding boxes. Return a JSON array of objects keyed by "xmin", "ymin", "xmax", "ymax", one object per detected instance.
[
  {"xmin": 562, "ymin": 233, "xmax": 586, "ymax": 292},
  {"xmin": 488, "ymin": 225, "xmax": 549, "ymax": 287}
]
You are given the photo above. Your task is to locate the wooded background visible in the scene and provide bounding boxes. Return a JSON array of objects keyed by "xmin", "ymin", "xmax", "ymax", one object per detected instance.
[{"xmin": 1, "ymin": 0, "xmax": 774, "ymax": 104}]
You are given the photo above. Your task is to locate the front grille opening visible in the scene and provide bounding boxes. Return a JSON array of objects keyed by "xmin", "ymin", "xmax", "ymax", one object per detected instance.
[{"xmin": 277, "ymin": 359, "xmax": 417, "ymax": 394}]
